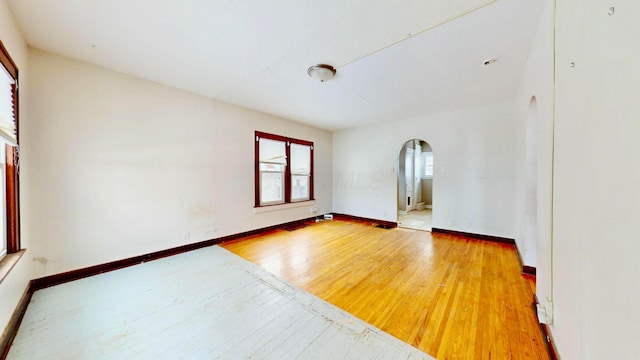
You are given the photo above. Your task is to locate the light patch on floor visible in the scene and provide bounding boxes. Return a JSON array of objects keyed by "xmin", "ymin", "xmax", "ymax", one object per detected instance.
[
  {"xmin": 398, "ymin": 209, "xmax": 432, "ymax": 231},
  {"xmin": 7, "ymin": 246, "xmax": 433, "ymax": 360}
]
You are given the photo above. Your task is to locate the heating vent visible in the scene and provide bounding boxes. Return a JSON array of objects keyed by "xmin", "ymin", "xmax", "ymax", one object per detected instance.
[{"xmin": 281, "ymin": 222, "xmax": 311, "ymax": 232}]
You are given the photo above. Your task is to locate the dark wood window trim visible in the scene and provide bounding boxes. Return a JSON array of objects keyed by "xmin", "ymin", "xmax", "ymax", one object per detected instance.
[
  {"xmin": 0, "ymin": 39, "xmax": 20, "ymax": 254},
  {"xmin": 255, "ymin": 131, "xmax": 314, "ymax": 207}
]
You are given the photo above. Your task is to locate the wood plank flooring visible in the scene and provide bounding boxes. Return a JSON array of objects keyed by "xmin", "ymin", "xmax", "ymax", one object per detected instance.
[
  {"xmin": 7, "ymin": 246, "xmax": 432, "ymax": 359},
  {"xmin": 222, "ymin": 219, "xmax": 549, "ymax": 360},
  {"xmin": 398, "ymin": 209, "xmax": 432, "ymax": 231}
]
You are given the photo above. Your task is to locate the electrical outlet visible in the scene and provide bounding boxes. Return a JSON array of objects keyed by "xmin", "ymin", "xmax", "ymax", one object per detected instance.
[
  {"xmin": 310, "ymin": 207, "xmax": 318, "ymax": 213},
  {"xmin": 183, "ymin": 231, "xmax": 190, "ymax": 240},
  {"xmin": 536, "ymin": 304, "xmax": 548, "ymax": 324},
  {"xmin": 544, "ymin": 298, "xmax": 554, "ymax": 325}
]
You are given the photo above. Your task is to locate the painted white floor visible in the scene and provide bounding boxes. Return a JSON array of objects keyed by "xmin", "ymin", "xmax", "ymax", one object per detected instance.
[
  {"xmin": 8, "ymin": 246, "xmax": 433, "ymax": 360},
  {"xmin": 398, "ymin": 209, "xmax": 432, "ymax": 232}
]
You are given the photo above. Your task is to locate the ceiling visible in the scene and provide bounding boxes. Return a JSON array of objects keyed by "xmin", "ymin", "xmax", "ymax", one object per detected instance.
[{"xmin": 6, "ymin": 0, "xmax": 543, "ymax": 131}]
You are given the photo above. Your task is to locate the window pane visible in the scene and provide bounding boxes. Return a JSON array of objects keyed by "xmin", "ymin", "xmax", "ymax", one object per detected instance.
[
  {"xmin": 291, "ymin": 175, "xmax": 309, "ymax": 201},
  {"xmin": 0, "ymin": 68, "xmax": 16, "ymax": 144},
  {"xmin": 259, "ymin": 138, "xmax": 286, "ymax": 164},
  {"xmin": 0, "ymin": 143, "xmax": 5, "ymax": 259},
  {"xmin": 290, "ymin": 143, "xmax": 310, "ymax": 175},
  {"xmin": 260, "ymin": 171, "xmax": 284, "ymax": 205},
  {"xmin": 259, "ymin": 163, "xmax": 285, "ymax": 172},
  {"xmin": 423, "ymin": 152, "xmax": 433, "ymax": 177}
]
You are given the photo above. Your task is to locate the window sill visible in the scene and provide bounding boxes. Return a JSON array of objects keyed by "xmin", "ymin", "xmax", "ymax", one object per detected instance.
[
  {"xmin": 254, "ymin": 200, "xmax": 316, "ymax": 214},
  {"xmin": 0, "ymin": 249, "xmax": 26, "ymax": 285}
]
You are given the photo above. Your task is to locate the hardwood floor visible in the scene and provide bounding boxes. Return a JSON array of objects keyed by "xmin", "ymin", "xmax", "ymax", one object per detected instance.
[
  {"xmin": 523, "ymin": 273, "xmax": 537, "ymax": 295},
  {"xmin": 7, "ymin": 247, "xmax": 432, "ymax": 359},
  {"xmin": 222, "ymin": 219, "xmax": 549, "ymax": 360}
]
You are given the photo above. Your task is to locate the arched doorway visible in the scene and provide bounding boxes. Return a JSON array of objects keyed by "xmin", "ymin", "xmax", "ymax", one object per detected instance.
[{"xmin": 397, "ymin": 139, "xmax": 433, "ymax": 231}]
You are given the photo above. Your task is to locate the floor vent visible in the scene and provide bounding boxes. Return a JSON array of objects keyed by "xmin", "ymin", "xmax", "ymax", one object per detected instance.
[
  {"xmin": 281, "ymin": 222, "xmax": 311, "ymax": 232},
  {"xmin": 375, "ymin": 224, "xmax": 393, "ymax": 229}
]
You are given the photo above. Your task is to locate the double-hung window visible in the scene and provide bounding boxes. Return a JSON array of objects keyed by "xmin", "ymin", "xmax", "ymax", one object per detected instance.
[
  {"xmin": 422, "ymin": 152, "xmax": 433, "ymax": 179},
  {"xmin": 0, "ymin": 40, "xmax": 20, "ymax": 261},
  {"xmin": 255, "ymin": 131, "xmax": 313, "ymax": 207}
]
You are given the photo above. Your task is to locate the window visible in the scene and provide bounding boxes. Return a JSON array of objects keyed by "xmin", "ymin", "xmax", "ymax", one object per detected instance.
[
  {"xmin": 255, "ymin": 131, "xmax": 313, "ymax": 206},
  {"xmin": 0, "ymin": 40, "xmax": 20, "ymax": 261},
  {"xmin": 422, "ymin": 152, "xmax": 433, "ymax": 179},
  {"xmin": 0, "ymin": 144, "xmax": 5, "ymax": 259}
]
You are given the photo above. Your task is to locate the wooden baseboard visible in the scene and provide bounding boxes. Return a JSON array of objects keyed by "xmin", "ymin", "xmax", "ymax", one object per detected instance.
[
  {"xmin": 31, "ymin": 240, "xmax": 219, "ymax": 290},
  {"xmin": 217, "ymin": 216, "xmax": 317, "ymax": 240},
  {"xmin": 532, "ymin": 296, "xmax": 560, "ymax": 360},
  {"xmin": 331, "ymin": 213, "xmax": 397, "ymax": 229},
  {"xmin": 32, "ymin": 216, "xmax": 318, "ymax": 291},
  {"xmin": 522, "ymin": 265, "xmax": 537, "ymax": 276},
  {"xmin": 513, "ymin": 243, "xmax": 537, "ymax": 276},
  {"xmin": 1, "ymin": 281, "xmax": 34, "ymax": 359},
  {"xmin": 540, "ymin": 322, "xmax": 560, "ymax": 360},
  {"xmin": 431, "ymin": 227, "xmax": 515, "ymax": 245}
]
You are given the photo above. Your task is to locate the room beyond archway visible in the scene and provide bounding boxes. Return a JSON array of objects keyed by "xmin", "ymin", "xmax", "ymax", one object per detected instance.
[{"xmin": 397, "ymin": 139, "xmax": 433, "ymax": 231}]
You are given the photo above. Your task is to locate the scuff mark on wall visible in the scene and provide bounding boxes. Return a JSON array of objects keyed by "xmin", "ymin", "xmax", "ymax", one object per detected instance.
[{"xmin": 33, "ymin": 257, "xmax": 48, "ymax": 265}]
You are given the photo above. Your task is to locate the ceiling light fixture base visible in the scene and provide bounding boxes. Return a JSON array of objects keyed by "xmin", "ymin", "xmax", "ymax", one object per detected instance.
[{"xmin": 307, "ymin": 64, "xmax": 337, "ymax": 82}]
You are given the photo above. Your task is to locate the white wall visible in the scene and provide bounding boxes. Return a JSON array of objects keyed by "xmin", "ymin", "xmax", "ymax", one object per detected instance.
[
  {"xmin": 26, "ymin": 49, "xmax": 332, "ymax": 276},
  {"xmin": 333, "ymin": 101, "xmax": 516, "ymax": 238},
  {"xmin": 552, "ymin": 0, "xmax": 640, "ymax": 358},
  {"xmin": 0, "ymin": 0, "xmax": 34, "ymax": 335},
  {"xmin": 514, "ymin": 0, "xmax": 554, "ymax": 282}
]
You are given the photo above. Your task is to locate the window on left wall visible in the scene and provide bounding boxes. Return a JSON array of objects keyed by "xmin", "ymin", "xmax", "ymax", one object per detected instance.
[
  {"xmin": 255, "ymin": 131, "xmax": 314, "ymax": 207},
  {"xmin": 0, "ymin": 40, "xmax": 20, "ymax": 261}
]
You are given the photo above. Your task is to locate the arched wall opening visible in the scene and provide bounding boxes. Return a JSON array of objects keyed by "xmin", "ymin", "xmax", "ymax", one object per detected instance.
[{"xmin": 397, "ymin": 139, "xmax": 433, "ymax": 231}]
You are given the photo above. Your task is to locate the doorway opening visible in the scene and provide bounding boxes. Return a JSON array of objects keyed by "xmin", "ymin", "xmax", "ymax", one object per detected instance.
[{"xmin": 397, "ymin": 139, "xmax": 433, "ymax": 231}]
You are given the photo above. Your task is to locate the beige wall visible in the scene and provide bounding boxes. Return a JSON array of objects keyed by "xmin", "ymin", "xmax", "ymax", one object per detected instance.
[
  {"xmin": 25, "ymin": 48, "xmax": 332, "ymax": 276},
  {"xmin": 420, "ymin": 179, "xmax": 432, "ymax": 206}
]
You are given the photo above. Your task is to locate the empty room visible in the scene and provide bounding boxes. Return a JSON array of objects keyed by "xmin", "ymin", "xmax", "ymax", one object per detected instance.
[{"xmin": 1, "ymin": 0, "xmax": 639, "ymax": 359}]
